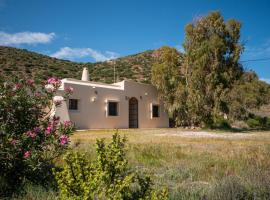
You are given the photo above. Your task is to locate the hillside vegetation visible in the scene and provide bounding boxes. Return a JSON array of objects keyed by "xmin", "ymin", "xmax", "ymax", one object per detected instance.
[{"xmin": 0, "ymin": 46, "xmax": 155, "ymax": 83}]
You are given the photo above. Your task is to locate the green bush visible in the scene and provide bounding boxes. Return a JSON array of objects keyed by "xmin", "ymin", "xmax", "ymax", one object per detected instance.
[
  {"xmin": 54, "ymin": 133, "xmax": 168, "ymax": 200},
  {"xmin": 213, "ymin": 118, "xmax": 231, "ymax": 130},
  {"xmin": 246, "ymin": 115, "xmax": 270, "ymax": 129},
  {"xmin": 246, "ymin": 118, "xmax": 261, "ymax": 128},
  {"xmin": 267, "ymin": 118, "xmax": 270, "ymax": 128}
]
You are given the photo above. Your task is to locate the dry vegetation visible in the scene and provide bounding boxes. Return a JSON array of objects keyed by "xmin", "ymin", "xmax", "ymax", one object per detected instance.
[{"xmin": 70, "ymin": 129, "xmax": 270, "ymax": 199}]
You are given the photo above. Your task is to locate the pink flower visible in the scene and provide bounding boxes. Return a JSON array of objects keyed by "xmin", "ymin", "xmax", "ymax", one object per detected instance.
[
  {"xmin": 54, "ymin": 100, "xmax": 62, "ymax": 106},
  {"xmin": 47, "ymin": 77, "xmax": 61, "ymax": 85},
  {"xmin": 13, "ymin": 83, "xmax": 23, "ymax": 91},
  {"xmin": 10, "ymin": 139, "xmax": 17, "ymax": 146},
  {"xmin": 59, "ymin": 135, "xmax": 69, "ymax": 145},
  {"xmin": 45, "ymin": 123, "xmax": 54, "ymax": 135},
  {"xmin": 45, "ymin": 84, "xmax": 55, "ymax": 93},
  {"xmin": 65, "ymin": 86, "xmax": 74, "ymax": 94},
  {"xmin": 26, "ymin": 130, "xmax": 36, "ymax": 138},
  {"xmin": 26, "ymin": 79, "xmax": 34, "ymax": 86},
  {"xmin": 53, "ymin": 96, "xmax": 64, "ymax": 106},
  {"xmin": 35, "ymin": 92, "xmax": 41, "ymax": 97},
  {"xmin": 24, "ymin": 151, "xmax": 31, "ymax": 158},
  {"xmin": 63, "ymin": 120, "xmax": 73, "ymax": 128}
]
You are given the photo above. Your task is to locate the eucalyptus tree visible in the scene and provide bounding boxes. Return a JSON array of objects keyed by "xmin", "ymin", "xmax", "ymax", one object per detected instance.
[
  {"xmin": 151, "ymin": 46, "xmax": 189, "ymax": 126},
  {"xmin": 183, "ymin": 11, "xmax": 243, "ymax": 126}
]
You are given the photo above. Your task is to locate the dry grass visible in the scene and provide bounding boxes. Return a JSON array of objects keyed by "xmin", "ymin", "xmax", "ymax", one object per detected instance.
[
  {"xmin": 15, "ymin": 129, "xmax": 270, "ymax": 199},
  {"xmin": 71, "ymin": 129, "xmax": 270, "ymax": 199}
]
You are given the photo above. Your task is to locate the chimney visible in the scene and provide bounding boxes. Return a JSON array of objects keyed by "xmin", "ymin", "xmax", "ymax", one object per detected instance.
[{"xmin": 81, "ymin": 67, "xmax": 89, "ymax": 81}]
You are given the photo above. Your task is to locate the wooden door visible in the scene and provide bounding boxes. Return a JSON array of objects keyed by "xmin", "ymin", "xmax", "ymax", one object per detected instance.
[{"xmin": 129, "ymin": 97, "xmax": 138, "ymax": 128}]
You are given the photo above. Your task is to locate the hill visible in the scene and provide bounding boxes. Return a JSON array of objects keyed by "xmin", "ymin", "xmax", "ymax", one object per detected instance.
[{"xmin": 0, "ymin": 46, "xmax": 156, "ymax": 84}]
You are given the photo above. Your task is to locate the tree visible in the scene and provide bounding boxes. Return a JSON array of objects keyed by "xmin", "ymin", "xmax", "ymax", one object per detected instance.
[
  {"xmin": 151, "ymin": 11, "xmax": 270, "ymax": 128},
  {"xmin": 151, "ymin": 47, "xmax": 189, "ymax": 126},
  {"xmin": 183, "ymin": 11, "xmax": 244, "ymax": 126},
  {"xmin": 226, "ymin": 71, "xmax": 270, "ymax": 120}
]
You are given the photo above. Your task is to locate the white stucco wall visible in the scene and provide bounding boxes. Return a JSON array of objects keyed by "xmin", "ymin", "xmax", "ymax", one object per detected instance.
[{"xmin": 55, "ymin": 79, "xmax": 169, "ymax": 129}]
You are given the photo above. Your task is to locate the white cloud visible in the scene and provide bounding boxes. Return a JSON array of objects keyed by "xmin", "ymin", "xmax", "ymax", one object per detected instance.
[
  {"xmin": 260, "ymin": 78, "xmax": 270, "ymax": 84},
  {"xmin": 50, "ymin": 47, "xmax": 119, "ymax": 62},
  {"xmin": 0, "ymin": 31, "xmax": 55, "ymax": 46}
]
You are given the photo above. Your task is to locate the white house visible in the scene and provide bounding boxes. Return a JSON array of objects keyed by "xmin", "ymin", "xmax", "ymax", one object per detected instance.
[{"xmin": 55, "ymin": 68, "xmax": 169, "ymax": 129}]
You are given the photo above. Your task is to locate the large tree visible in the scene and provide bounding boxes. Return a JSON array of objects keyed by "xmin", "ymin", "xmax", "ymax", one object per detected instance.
[
  {"xmin": 183, "ymin": 11, "xmax": 244, "ymax": 126},
  {"xmin": 152, "ymin": 11, "xmax": 270, "ymax": 128}
]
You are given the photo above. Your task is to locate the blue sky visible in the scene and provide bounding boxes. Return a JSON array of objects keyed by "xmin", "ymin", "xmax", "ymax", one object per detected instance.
[{"xmin": 0, "ymin": 0, "xmax": 270, "ymax": 82}]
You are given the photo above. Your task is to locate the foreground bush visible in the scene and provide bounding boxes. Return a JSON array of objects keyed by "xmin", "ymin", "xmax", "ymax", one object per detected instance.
[
  {"xmin": 0, "ymin": 78, "xmax": 74, "ymax": 197},
  {"xmin": 54, "ymin": 133, "xmax": 168, "ymax": 200}
]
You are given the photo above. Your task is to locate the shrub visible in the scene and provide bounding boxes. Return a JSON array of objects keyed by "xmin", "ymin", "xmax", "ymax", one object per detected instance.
[
  {"xmin": 0, "ymin": 77, "xmax": 75, "ymax": 197},
  {"xmin": 54, "ymin": 132, "xmax": 168, "ymax": 200},
  {"xmin": 267, "ymin": 118, "xmax": 270, "ymax": 128},
  {"xmin": 246, "ymin": 115, "xmax": 270, "ymax": 129},
  {"xmin": 213, "ymin": 118, "xmax": 231, "ymax": 130},
  {"xmin": 246, "ymin": 118, "xmax": 261, "ymax": 128}
]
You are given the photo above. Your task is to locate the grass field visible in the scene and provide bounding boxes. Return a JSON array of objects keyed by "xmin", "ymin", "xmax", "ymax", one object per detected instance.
[
  {"xmin": 70, "ymin": 129, "xmax": 270, "ymax": 199},
  {"xmin": 15, "ymin": 129, "xmax": 270, "ymax": 199}
]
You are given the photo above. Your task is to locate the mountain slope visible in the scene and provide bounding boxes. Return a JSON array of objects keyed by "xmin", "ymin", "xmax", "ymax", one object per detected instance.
[{"xmin": 0, "ymin": 46, "xmax": 156, "ymax": 84}]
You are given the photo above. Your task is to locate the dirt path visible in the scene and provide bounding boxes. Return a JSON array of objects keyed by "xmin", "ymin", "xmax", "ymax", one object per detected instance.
[{"xmin": 154, "ymin": 130, "xmax": 258, "ymax": 139}]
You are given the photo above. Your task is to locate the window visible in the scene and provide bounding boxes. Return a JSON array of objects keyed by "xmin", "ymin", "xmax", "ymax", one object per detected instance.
[
  {"xmin": 108, "ymin": 102, "xmax": 118, "ymax": 116},
  {"xmin": 69, "ymin": 99, "xmax": 78, "ymax": 110},
  {"xmin": 152, "ymin": 105, "xmax": 159, "ymax": 118}
]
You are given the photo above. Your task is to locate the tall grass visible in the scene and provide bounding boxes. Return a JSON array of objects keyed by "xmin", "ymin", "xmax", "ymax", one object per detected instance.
[
  {"xmin": 71, "ymin": 129, "xmax": 270, "ymax": 200},
  {"xmin": 11, "ymin": 184, "xmax": 57, "ymax": 200},
  {"xmin": 14, "ymin": 129, "xmax": 270, "ymax": 199}
]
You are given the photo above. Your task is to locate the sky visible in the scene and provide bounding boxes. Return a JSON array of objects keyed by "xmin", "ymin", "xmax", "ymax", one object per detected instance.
[{"xmin": 0, "ymin": 0, "xmax": 270, "ymax": 83}]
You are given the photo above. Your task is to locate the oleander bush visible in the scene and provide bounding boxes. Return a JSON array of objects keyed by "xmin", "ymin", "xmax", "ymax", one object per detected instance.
[
  {"xmin": 54, "ymin": 132, "xmax": 168, "ymax": 200},
  {"xmin": 0, "ymin": 77, "xmax": 75, "ymax": 197}
]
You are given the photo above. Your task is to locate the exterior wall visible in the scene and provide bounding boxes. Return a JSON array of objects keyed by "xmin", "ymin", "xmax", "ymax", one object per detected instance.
[{"xmin": 55, "ymin": 79, "xmax": 169, "ymax": 129}]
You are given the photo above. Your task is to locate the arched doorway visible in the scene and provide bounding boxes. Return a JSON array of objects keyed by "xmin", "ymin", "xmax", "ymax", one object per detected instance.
[{"xmin": 129, "ymin": 97, "xmax": 138, "ymax": 128}]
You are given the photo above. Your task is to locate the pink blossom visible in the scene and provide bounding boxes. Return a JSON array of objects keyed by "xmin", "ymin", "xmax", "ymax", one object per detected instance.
[
  {"xmin": 35, "ymin": 92, "xmax": 41, "ymax": 97},
  {"xmin": 53, "ymin": 100, "xmax": 62, "ymax": 106},
  {"xmin": 10, "ymin": 139, "xmax": 17, "ymax": 146},
  {"xmin": 53, "ymin": 96, "xmax": 64, "ymax": 106},
  {"xmin": 65, "ymin": 86, "xmax": 74, "ymax": 94},
  {"xmin": 59, "ymin": 135, "xmax": 69, "ymax": 145},
  {"xmin": 24, "ymin": 151, "xmax": 31, "ymax": 158},
  {"xmin": 13, "ymin": 83, "xmax": 23, "ymax": 91},
  {"xmin": 47, "ymin": 77, "xmax": 61, "ymax": 85},
  {"xmin": 45, "ymin": 123, "xmax": 54, "ymax": 135},
  {"xmin": 26, "ymin": 130, "xmax": 36, "ymax": 138},
  {"xmin": 63, "ymin": 120, "xmax": 73, "ymax": 128},
  {"xmin": 45, "ymin": 84, "xmax": 55, "ymax": 93},
  {"xmin": 26, "ymin": 79, "xmax": 34, "ymax": 86}
]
